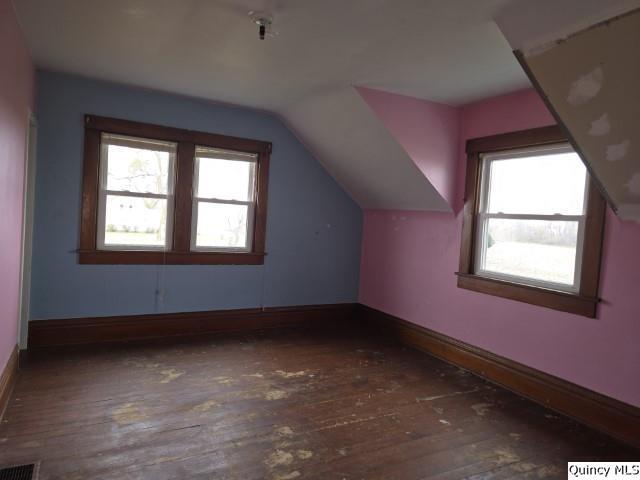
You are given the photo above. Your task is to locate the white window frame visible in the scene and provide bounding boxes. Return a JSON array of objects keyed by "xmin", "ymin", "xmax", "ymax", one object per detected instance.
[
  {"xmin": 474, "ymin": 143, "xmax": 589, "ymax": 294},
  {"xmin": 96, "ymin": 133, "xmax": 177, "ymax": 251},
  {"xmin": 190, "ymin": 146, "xmax": 257, "ymax": 253}
]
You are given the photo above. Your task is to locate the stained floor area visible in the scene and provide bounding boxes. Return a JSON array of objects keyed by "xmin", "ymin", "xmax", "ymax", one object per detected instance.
[{"xmin": 0, "ymin": 328, "xmax": 637, "ymax": 479}]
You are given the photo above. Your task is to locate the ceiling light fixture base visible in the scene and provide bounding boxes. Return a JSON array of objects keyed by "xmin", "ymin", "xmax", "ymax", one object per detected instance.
[{"xmin": 249, "ymin": 11, "xmax": 277, "ymax": 40}]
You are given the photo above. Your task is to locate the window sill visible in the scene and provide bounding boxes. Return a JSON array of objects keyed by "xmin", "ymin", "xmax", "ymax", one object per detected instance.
[
  {"xmin": 455, "ymin": 272, "xmax": 598, "ymax": 318},
  {"xmin": 78, "ymin": 250, "xmax": 265, "ymax": 265}
]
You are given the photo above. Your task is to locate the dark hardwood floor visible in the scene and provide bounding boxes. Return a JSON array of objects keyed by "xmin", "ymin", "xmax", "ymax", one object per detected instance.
[{"xmin": 0, "ymin": 327, "xmax": 636, "ymax": 479}]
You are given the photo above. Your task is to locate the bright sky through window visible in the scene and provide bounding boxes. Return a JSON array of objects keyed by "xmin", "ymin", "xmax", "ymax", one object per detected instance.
[
  {"xmin": 192, "ymin": 146, "xmax": 257, "ymax": 251},
  {"xmin": 476, "ymin": 146, "xmax": 588, "ymax": 291},
  {"xmin": 99, "ymin": 134, "xmax": 176, "ymax": 249}
]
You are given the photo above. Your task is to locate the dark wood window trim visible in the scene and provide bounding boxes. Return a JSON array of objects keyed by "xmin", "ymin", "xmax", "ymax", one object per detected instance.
[
  {"xmin": 79, "ymin": 115, "xmax": 271, "ymax": 265},
  {"xmin": 457, "ymin": 125, "xmax": 606, "ymax": 318}
]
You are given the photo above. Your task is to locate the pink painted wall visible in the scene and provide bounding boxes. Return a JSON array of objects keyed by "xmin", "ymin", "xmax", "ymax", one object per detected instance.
[
  {"xmin": 357, "ymin": 86, "xmax": 459, "ymax": 210},
  {"xmin": 0, "ymin": 0, "xmax": 35, "ymax": 371},
  {"xmin": 359, "ymin": 88, "xmax": 640, "ymax": 407}
]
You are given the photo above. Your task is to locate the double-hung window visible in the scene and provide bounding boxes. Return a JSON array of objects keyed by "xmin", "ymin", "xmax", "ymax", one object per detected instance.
[
  {"xmin": 80, "ymin": 115, "xmax": 271, "ymax": 265},
  {"xmin": 192, "ymin": 147, "xmax": 257, "ymax": 252},
  {"xmin": 458, "ymin": 126, "xmax": 606, "ymax": 317},
  {"xmin": 475, "ymin": 144, "xmax": 587, "ymax": 292},
  {"xmin": 98, "ymin": 134, "xmax": 176, "ymax": 250}
]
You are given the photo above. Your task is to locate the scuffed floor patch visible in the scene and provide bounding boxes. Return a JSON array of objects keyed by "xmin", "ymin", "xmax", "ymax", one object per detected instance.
[
  {"xmin": 112, "ymin": 402, "xmax": 148, "ymax": 425},
  {"xmin": 276, "ymin": 426, "xmax": 294, "ymax": 437},
  {"xmin": 265, "ymin": 390, "xmax": 289, "ymax": 400},
  {"xmin": 296, "ymin": 450, "xmax": 313, "ymax": 460},
  {"xmin": 274, "ymin": 370, "xmax": 307, "ymax": 378},
  {"xmin": 493, "ymin": 446, "xmax": 520, "ymax": 466},
  {"xmin": 191, "ymin": 400, "xmax": 219, "ymax": 412},
  {"xmin": 274, "ymin": 472, "xmax": 301, "ymax": 480},
  {"xmin": 471, "ymin": 402, "xmax": 492, "ymax": 416},
  {"xmin": 159, "ymin": 368, "xmax": 185, "ymax": 384},
  {"xmin": 265, "ymin": 450, "xmax": 294, "ymax": 468}
]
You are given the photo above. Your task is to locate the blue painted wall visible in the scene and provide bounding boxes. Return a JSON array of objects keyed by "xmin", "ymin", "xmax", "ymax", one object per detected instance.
[{"xmin": 30, "ymin": 71, "xmax": 362, "ymax": 320}]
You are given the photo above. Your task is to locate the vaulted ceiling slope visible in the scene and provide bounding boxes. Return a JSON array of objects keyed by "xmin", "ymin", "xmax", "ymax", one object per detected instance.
[
  {"xmin": 14, "ymin": 0, "xmax": 533, "ymax": 211},
  {"xmin": 496, "ymin": 0, "xmax": 640, "ymax": 222}
]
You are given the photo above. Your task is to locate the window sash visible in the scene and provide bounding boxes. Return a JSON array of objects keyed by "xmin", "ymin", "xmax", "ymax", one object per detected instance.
[
  {"xmin": 190, "ymin": 200, "xmax": 255, "ymax": 252},
  {"xmin": 193, "ymin": 149, "xmax": 257, "ymax": 202},
  {"xmin": 97, "ymin": 136, "xmax": 176, "ymax": 251},
  {"xmin": 97, "ymin": 191, "xmax": 174, "ymax": 251},
  {"xmin": 474, "ymin": 147, "xmax": 589, "ymax": 293},
  {"xmin": 102, "ymin": 133, "xmax": 177, "ymax": 154},
  {"xmin": 478, "ymin": 143, "xmax": 586, "ymax": 217},
  {"xmin": 99, "ymin": 135, "xmax": 177, "ymax": 195},
  {"xmin": 190, "ymin": 149, "xmax": 257, "ymax": 252},
  {"xmin": 474, "ymin": 214, "xmax": 586, "ymax": 293},
  {"xmin": 194, "ymin": 146, "xmax": 258, "ymax": 163}
]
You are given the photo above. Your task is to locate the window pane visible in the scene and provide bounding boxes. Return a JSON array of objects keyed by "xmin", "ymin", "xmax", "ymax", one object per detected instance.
[
  {"xmin": 195, "ymin": 202, "xmax": 249, "ymax": 249},
  {"xmin": 196, "ymin": 156, "xmax": 255, "ymax": 201},
  {"xmin": 104, "ymin": 195, "xmax": 168, "ymax": 247},
  {"xmin": 105, "ymin": 140, "xmax": 172, "ymax": 194},
  {"xmin": 480, "ymin": 218, "xmax": 579, "ymax": 286},
  {"xmin": 486, "ymin": 151, "xmax": 587, "ymax": 215}
]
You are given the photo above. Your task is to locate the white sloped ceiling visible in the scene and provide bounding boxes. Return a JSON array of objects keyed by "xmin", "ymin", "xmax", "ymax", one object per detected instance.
[
  {"xmin": 283, "ymin": 86, "xmax": 450, "ymax": 211},
  {"xmin": 14, "ymin": 0, "xmax": 531, "ymax": 211}
]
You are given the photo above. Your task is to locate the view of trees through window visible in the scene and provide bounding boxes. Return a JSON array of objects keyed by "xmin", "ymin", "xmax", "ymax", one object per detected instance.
[
  {"xmin": 99, "ymin": 135, "xmax": 258, "ymax": 251},
  {"xmin": 102, "ymin": 136, "xmax": 173, "ymax": 248}
]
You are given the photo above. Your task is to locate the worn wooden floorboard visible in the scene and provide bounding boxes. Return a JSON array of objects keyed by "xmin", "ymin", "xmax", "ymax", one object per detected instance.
[{"xmin": 0, "ymin": 328, "xmax": 636, "ymax": 479}]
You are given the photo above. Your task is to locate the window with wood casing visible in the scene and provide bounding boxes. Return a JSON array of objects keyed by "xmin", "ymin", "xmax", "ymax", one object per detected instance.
[
  {"xmin": 457, "ymin": 125, "xmax": 606, "ymax": 318},
  {"xmin": 79, "ymin": 115, "xmax": 271, "ymax": 265}
]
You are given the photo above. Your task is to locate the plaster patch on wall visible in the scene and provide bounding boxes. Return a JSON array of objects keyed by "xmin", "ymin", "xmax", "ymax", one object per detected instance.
[
  {"xmin": 625, "ymin": 173, "xmax": 640, "ymax": 196},
  {"xmin": 566, "ymin": 66, "xmax": 603, "ymax": 106},
  {"xmin": 606, "ymin": 140, "xmax": 630, "ymax": 162},
  {"xmin": 588, "ymin": 114, "xmax": 610, "ymax": 136}
]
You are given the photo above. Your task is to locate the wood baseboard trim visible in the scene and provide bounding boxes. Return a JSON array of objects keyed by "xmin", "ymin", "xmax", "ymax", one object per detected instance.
[
  {"xmin": 0, "ymin": 345, "xmax": 19, "ymax": 420},
  {"xmin": 359, "ymin": 304, "xmax": 640, "ymax": 449},
  {"xmin": 29, "ymin": 303, "xmax": 359, "ymax": 348},
  {"xmin": 27, "ymin": 303, "xmax": 639, "ymax": 448}
]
